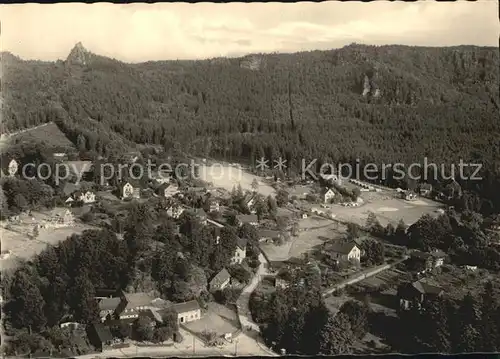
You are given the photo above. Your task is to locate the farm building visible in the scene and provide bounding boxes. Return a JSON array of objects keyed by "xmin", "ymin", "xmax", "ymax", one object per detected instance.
[{"xmin": 171, "ymin": 300, "xmax": 201, "ymax": 324}]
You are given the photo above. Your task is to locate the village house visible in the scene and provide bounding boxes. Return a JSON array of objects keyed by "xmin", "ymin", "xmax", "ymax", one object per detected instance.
[
  {"xmin": 46, "ymin": 208, "xmax": 74, "ymax": 227},
  {"xmin": 418, "ymin": 183, "xmax": 433, "ymax": 197},
  {"xmin": 443, "ymin": 179, "xmax": 463, "ymax": 199},
  {"xmin": 207, "ymin": 218, "xmax": 224, "ymax": 244},
  {"xmin": 121, "ymin": 181, "xmax": 141, "ymax": 200},
  {"xmin": 114, "ymin": 292, "xmax": 159, "ymax": 321},
  {"xmin": 275, "ymin": 277, "xmax": 290, "ymax": 289},
  {"xmin": 322, "ymin": 188, "xmax": 337, "ymax": 204},
  {"xmin": 236, "ymin": 214, "xmax": 259, "ymax": 227},
  {"xmin": 96, "ymin": 291, "xmax": 169, "ymax": 324},
  {"xmin": 231, "ymin": 237, "xmax": 248, "ymax": 264},
  {"xmin": 66, "ymin": 189, "xmax": 96, "ymax": 205},
  {"xmin": 155, "ymin": 182, "xmax": 179, "ymax": 198},
  {"xmin": 171, "ymin": 300, "xmax": 201, "ymax": 324},
  {"xmin": 209, "ymin": 199, "xmax": 220, "ymax": 213},
  {"xmin": 7, "ymin": 159, "xmax": 18, "ymax": 177},
  {"xmin": 398, "ymin": 279, "xmax": 444, "ymax": 311},
  {"xmin": 243, "ymin": 193, "xmax": 257, "ymax": 214},
  {"xmin": 86, "ymin": 323, "xmax": 114, "ymax": 352},
  {"xmin": 209, "ymin": 268, "xmax": 232, "ymax": 292},
  {"xmin": 78, "ymin": 190, "xmax": 96, "ymax": 204},
  {"xmin": 274, "ymin": 268, "xmax": 294, "ymax": 289},
  {"xmin": 98, "ymin": 297, "xmax": 122, "ymax": 322},
  {"xmin": 258, "ymin": 229, "xmax": 283, "ymax": 243},
  {"xmin": 464, "ymin": 265, "xmax": 478, "ymax": 271},
  {"xmin": 62, "ymin": 182, "xmax": 81, "ymax": 204},
  {"xmin": 166, "ymin": 204, "xmax": 185, "ymax": 219},
  {"xmin": 190, "ymin": 208, "xmax": 208, "ymax": 225},
  {"xmin": 324, "ymin": 241, "xmax": 361, "ymax": 263},
  {"xmin": 407, "ymin": 250, "xmax": 446, "ymax": 275},
  {"xmin": 403, "ymin": 191, "xmax": 417, "ymax": 201}
]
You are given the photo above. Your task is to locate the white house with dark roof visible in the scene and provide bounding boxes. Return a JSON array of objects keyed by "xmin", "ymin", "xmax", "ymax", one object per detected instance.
[
  {"xmin": 232, "ymin": 237, "xmax": 248, "ymax": 264},
  {"xmin": 78, "ymin": 190, "xmax": 96, "ymax": 204},
  {"xmin": 209, "ymin": 199, "xmax": 220, "ymax": 213},
  {"xmin": 236, "ymin": 214, "xmax": 258, "ymax": 227},
  {"xmin": 398, "ymin": 279, "xmax": 444, "ymax": 310},
  {"xmin": 121, "ymin": 181, "xmax": 140, "ymax": 200},
  {"xmin": 324, "ymin": 241, "xmax": 361, "ymax": 263},
  {"xmin": 98, "ymin": 297, "xmax": 122, "ymax": 322},
  {"xmin": 322, "ymin": 188, "xmax": 338, "ymax": 204},
  {"xmin": 171, "ymin": 300, "xmax": 201, "ymax": 324},
  {"xmin": 209, "ymin": 268, "xmax": 231, "ymax": 292},
  {"xmin": 7, "ymin": 159, "xmax": 18, "ymax": 177}
]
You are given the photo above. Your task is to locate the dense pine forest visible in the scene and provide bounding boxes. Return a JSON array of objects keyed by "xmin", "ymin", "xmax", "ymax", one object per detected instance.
[{"xmin": 2, "ymin": 43, "xmax": 500, "ymax": 209}]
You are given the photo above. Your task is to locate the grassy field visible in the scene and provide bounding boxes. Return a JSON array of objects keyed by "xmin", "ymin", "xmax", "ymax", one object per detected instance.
[
  {"xmin": 184, "ymin": 306, "xmax": 240, "ymax": 338},
  {"xmin": 1, "ymin": 209, "xmax": 95, "ymax": 271},
  {"xmin": 302, "ymin": 188, "xmax": 442, "ymax": 227},
  {"xmin": 259, "ymin": 214, "xmax": 342, "ymax": 262},
  {"xmin": 1, "ymin": 122, "xmax": 75, "ymax": 149},
  {"xmin": 199, "ymin": 163, "xmax": 276, "ymax": 197}
]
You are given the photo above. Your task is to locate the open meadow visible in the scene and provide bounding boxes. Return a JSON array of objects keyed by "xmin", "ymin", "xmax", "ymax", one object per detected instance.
[
  {"xmin": 330, "ymin": 196, "xmax": 442, "ymax": 227},
  {"xmin": 1, "ymin": 209, "xmax": 95, "ymax": 271},
  {"xmin": 260, "ymin": 214, "xmax": 343, "ymax": 262},
  {"xmin": 199, "ymin": 163, "xmax": 276, "ymax": 197},
  {"xmin": 184, "ymin": 304, "xmax": 240, "ymax": 338}
]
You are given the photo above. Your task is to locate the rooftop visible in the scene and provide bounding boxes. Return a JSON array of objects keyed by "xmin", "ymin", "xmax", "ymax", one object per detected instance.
[
  {"xmin": 412, "ymin": 280, "xmax": 444, "ymax": 295},
  {"xmin": 236, "ymin": 236, "xmax": 248, "ymax": 250},
  {"xmin": 207, "ymin": 218, "xmax": 225, "ymax": 228},
  {"xmin": 171, "ymin": 299, "xmax": 200, "ymax": 314},
  {"xmin": 123, "ymin": 292, "xmax": 156, "ymax": 309},
  {"xmin": 236, "ymin": 214, "xmax": 258, "ymax": 223},
  {"xmin": 91, "ymin": 323, "xmax": 113, "ymax": 343},
  {"xmin": 98, "ymin": 297, "xmax": 122, "ymax": 311},
  {"xmin": 325, "ymin": 240, "xmax": 358, "ymax": 255},
  {"xmin": 209, "ymin": 268, "xmax": 231, "ymax": 288},
  {"xmin": 259, "ymin": 229, "xmax": 281, "ymax": 238}
]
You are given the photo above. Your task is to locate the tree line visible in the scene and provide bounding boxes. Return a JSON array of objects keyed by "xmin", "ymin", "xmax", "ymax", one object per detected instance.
[{"xmin": 3, "ymin": 43, "xmax": 499, "ymax": 212}]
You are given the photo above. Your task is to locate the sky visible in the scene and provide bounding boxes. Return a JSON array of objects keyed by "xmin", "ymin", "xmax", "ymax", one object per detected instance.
[{"xmin": 1, "ymin": 1, "xmax": 499, "ymax": 63}]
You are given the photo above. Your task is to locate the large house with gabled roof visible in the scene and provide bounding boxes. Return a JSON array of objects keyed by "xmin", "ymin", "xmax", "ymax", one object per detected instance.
[
  {"xmin": 209, "ymin": 268, "xmax": 231, "ymax": 292},
  {"xmin": 231, "ymin": 237, "xmax": 248, "ymax": 264},
  {"xmin": 323, "ymin": 240, "xmax": 361, "ymax": 263},
  {"xmin": 120, "ymin": 180, "xmax": 141, "ymax": 200}
]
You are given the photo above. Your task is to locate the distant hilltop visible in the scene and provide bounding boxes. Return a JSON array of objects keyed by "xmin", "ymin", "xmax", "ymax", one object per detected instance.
[{"xmin": 66, "ymin": 42, "xmax": 92, "ymax": 66}]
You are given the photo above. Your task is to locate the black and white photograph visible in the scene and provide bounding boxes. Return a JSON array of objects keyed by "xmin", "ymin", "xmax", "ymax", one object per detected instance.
[{"xmin": 0, "ymin": 1, "xmax": 499, "ymax": 357}]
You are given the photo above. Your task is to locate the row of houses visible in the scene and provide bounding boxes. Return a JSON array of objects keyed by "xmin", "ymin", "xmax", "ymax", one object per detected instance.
[
  {"xmin": 96, "ymin": 290, "xmax": 201, "ymax": 326},
  {"xmin": 87, "ymin": 289, "xmax": 202, "ymax": 351}
]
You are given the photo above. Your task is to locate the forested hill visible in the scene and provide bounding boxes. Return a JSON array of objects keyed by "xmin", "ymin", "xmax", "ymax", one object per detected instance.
[{"xmin": 2, "ymin": 43, "xmax": 499, "ymax": 169}]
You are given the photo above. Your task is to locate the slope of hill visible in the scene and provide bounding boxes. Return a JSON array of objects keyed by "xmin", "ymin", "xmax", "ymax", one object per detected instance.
[
  {"xmin": 2, "ymin": 43, "xmax": 499, "ymax": 169},
  {"xmin": 0, "ymin": 122, "xmax": 75, "ymax": 150}
]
